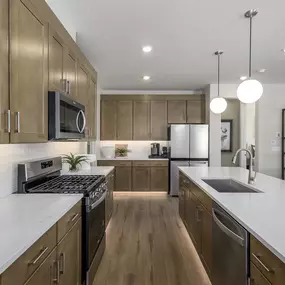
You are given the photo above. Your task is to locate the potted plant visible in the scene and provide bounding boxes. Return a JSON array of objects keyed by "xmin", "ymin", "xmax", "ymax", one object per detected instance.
[
  {"xmin": 62, "ymin": 153, "xmax": 88, "ymax": 171},
  {"xmin": 115, "ymin": 148, "xmax": 129, "ymax": 157}
]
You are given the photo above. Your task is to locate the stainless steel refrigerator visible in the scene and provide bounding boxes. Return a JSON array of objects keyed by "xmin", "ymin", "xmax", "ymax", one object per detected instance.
[{"xmin": 169, "ymin": 124, "xmax": 209, "ymax": 196}]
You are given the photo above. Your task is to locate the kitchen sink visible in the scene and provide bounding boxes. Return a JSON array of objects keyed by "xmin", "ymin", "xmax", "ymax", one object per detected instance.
[{"xmin": 202, "ymin": 179, "xmax": 262, "ymax": 193}]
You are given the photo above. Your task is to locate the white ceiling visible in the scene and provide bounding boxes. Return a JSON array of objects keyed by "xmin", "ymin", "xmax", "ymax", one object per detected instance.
[{"xmin": 47, "ymin": 0, "xmax": 285, "ymax": 90}]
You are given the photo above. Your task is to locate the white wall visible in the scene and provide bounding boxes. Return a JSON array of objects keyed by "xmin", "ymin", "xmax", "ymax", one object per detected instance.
[
  {"xmin": 0, "ymin": 142, "xmax": 87, "ymax": 198},
  {"xmin": 255, "ymin": 84, "xmax": 285, "ymax": 178}
]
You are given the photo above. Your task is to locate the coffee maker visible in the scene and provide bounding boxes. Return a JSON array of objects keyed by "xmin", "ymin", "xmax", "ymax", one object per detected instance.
[{"xmin": 150, "ymin": 143, "xmax": 160, "ymax": 157}]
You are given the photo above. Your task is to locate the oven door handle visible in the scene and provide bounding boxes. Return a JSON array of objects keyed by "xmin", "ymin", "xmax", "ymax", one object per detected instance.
[
  {"xmin": 88, "ymin": 191, "xmax": 107, "ymax": 212},
  {"xmin": 79, "ymin": 110, "xmax": 86, "ymax": 134}
]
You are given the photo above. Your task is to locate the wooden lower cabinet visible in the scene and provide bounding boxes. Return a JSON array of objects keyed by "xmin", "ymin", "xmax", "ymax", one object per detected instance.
[
  {"xmin": 132, "ymin": 167, "xmax": 151, "ymax": 191},
  {"xmin": 115, "ymin": 166, "xmax": 132, "ymax": 191},
  {"xmin": 250, "ymin": 262, "xmax": 271, "ymax": 285},
  {"xmin": 150, "ymin": 167, "xmax": 168, "ymax": 192},
  {"xmin": 24, "ymin": 249, "xmax": 58, "ymax": 285},
  {"xmin": 106, "ymin": 170, "xmax": 114, "ymax": 225},
  {"xmin": 57, "ymin": 219, "xmax": 82, "ymax": 285}
]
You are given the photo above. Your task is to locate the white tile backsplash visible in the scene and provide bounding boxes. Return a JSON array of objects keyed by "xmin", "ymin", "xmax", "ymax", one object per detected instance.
[
  {"xmin": 99, "ymin": 141, "xmax": 169, "ymax": 159},
  {"xmin": 0, "ymin": 142, "xmax": 87, "ymax": 198}
]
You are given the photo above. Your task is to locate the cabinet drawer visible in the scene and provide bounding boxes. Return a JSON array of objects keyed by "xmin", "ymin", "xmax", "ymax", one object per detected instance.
[
  {"xmin": 57, "ymin": 201, "xmax": 82, "ymax": 242},
  {"xmin": 250, "ymin": 262, "xmax": 271, "ymax": 285},
  {"xmin": 190, "ymin": 181, "xmax": 212, "ymax": 212},
  {"xmin": 97, "ymin": 160, "xmax": 115, "ymax": 166},
  {"xmin": 1, "ymin": 225, "xmax": 56, "ymax": 285},
  {"xmin": 149, "ymin": 160, "xmax": 168, "ymax": 167},
  {"xmin": 133, "ymin": 161, "xmax": 150, "ymax": 167},
  {"xmin": 250, "ymin": 235, "xmax": 285, "ymax": 285},
  {"xmin": 113, "ymin": 160, "xmax": 132, "ymax": 167}
]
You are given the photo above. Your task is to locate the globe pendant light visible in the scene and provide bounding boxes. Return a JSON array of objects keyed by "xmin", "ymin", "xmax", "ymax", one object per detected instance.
[
  {"xmin": 210, "ymin": 51, "xmax": 227, "ymax": 114},
  {"xmin": 237, "ymin": 9, "xmax": 263, "ymax": 104}
]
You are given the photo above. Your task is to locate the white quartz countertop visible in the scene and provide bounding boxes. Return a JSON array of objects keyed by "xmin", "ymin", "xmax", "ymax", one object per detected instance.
[
  {"xmin": 0, "ymin": 194, "xmax": 83, "ymax": 274},
  {"xmin": 97, "ymin": 156, "xmax": 169, "ymax": 161},
  {"xmin": 61, "ymin": 166, "xmax": 114, "ymax": 176},
  {"xmin": 179, "ymin": 166, "xmax": 285, "ymax": 263}
]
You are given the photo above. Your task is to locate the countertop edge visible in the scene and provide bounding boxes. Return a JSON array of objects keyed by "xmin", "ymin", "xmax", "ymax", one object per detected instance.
[
  {"xmin": 0, "ymin": 195, "xmax": 83, "ymax": 275},
  {"xmin": 179, "ymin": 167, "xmax": 285, "ymax": 264}
]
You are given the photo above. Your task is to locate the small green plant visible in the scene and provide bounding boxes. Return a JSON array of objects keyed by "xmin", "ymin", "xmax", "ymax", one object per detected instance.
[
  {"xmin": 115, "ymin": 148, "xmax": 129, "ymax": 157},
  {"xmin": 62, "ymin": 153, "xmax": 88, "ymax": 171}
]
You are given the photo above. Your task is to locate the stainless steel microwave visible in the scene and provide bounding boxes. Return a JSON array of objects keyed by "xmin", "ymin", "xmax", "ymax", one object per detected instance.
[{"xmin": 48, "ymin": 91, "xmax": 86, "ymax": 140}]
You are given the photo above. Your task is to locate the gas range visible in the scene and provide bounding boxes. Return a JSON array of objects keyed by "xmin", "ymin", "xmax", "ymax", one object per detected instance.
[{"xmin": 17, "ymin": 157, "xmax": 107, "ymax": 285}]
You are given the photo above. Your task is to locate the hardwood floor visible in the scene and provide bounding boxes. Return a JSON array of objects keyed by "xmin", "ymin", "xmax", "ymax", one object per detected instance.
[{"xmin": 93, "ymin": 193, "xmax": 211, "ymax": 285}]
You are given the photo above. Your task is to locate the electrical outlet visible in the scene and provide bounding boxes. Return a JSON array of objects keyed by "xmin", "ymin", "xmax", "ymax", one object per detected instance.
[{"xmin": 276, "ymin": 132, "xmax": 281, "ymax": 138}]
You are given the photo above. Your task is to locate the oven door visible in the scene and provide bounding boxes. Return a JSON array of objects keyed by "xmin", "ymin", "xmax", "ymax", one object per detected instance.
[
  {"xmin": 48, "ymin": 92, "xmax": 86, "ymax": 140},
  {"xmin": 86, "ymin": 192, "xmax": 106, "ymax": 267}
]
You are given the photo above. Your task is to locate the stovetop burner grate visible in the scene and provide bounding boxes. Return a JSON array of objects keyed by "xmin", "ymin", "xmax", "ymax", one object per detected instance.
[{"xmin": 27, "ymin": 175, "xmax": 104, "ymax": 194}]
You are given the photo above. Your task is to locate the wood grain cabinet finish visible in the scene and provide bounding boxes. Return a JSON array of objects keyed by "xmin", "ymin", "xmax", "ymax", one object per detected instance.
[
  {"xmin": 49, "ymin": 28, "xmax": 65, "ymax": 93},
  {"xmin": 250, "ymin": 262, "xmax": 271, "ymax": 285},
  {"xmin": 115, "ymin": 166, "xmax": 132, "ymax": 191},
  {"xmin": 250, "ymin": 235, "xmax": 285, "ymax": 285},
  {"xmin": 150, "ymin": 101, "xmax": 167, "ymax": 140},
  {"xmin": 64, "ymin": 50, "xmax": 77, "ymax": 99},
  {"xmin": 0, "ymin": 0, "xmax": 9, "ymax": 144},
  {"xmin": 117, "ymin": 101, "xmax": 133, "ymax": 140},
  {"xmin": 132, "ymin": 167, "xmax": 151, "ymax": 191},
  {"xmin": 77, "ymin": 64, "xmax": 89, "ymax": 105},
  {"xmin": 57, "ymin": 219, "xmax": 82, "ymax": 285},
  {"xmin": 106, "ymin": 170, "xmax": 114, "ymax": 226},
  {"xmin": 133, "ymin": 101, "xmax": 150, "ymax": 140},
  {"xmin": 167, "ymin": 101, "xmax": 187, "ymax": 123},
  {"xmin": 85, "ymin": 76, "xmax": 96, "ymax": 139},
  {"xmin": 10, "ymin": 0, "xmax": 48, "ymax": 143},
  {"xmin": 101, "ymin": 100, "xmax": 117, "ymax": 140},
  {"xmin": 1, "ymin": 225, "xmax": 57, "ymax": 285},
  {"xmin": 187, "ymin": 100, "xmax": 205, "ymax": 123},
  {"xmin": 24, "ymin": 249, "xmax": 58, "ymax": 285},
  {"xmin": 150, "ymin": 167, "xmax": 168, "ymax": 192}
]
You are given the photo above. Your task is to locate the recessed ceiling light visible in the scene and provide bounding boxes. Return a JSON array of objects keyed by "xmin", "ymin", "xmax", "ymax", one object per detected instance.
[
  {"xmin": 240, "ymin": 76, "xmax": 247, "ymax": 81},
  {"xmin": 258, "ymin": 68, "xmax": 266, "ymax": 73},
  {"xmin": 142, "ymin": 46, "xmax": 152, "ymax": 53},
  {"xmin": 142, "ymin": 75, "xmax": 151, "ymax": 81}
]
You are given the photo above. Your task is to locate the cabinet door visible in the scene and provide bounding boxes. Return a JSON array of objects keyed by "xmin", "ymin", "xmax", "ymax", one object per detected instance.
[
  {"xmin": 77, "ymin": 64, "xmax": 89, "ymax": 105},
  {"xmin": 187, "ymin": 100, "xmax": 205, "ymax": 123},
  {"xmin": 179, "ymin": 183, "xmax": 185, "ymax": 221},
  {"xmin": 25, "ymin": 249, "xmax": 57, "ymax": 285},
  {"xmin": 10, "ymin": 0, "xmax": 48, "ymax": 143},
  {"xmin": 132, "ymin": 167, "xmax": 150, "ymax": 191},
  {"xmin": 192, "ymin": 199, "xmax": 202, "ymax": 253},
  {"xmin": 57, "ymin": 219, "xmax": 82, "ymax": 285},
  {"xmin": 115, "ymin": 166, "xmax": 132, "ymax": 191},
  {"xmin": 250, "ymin": 262, "xmax": 271, "ymax": 285},
  {"xmin": 0, "ymin": 0, "xmax": 9, "ymax": 143},
  {"xmin": 100, "ymin": 100, "xmax": 116, "ymax": 140},
  {"xmin": 167, "ymin": 101, "xmax": 187, "ymax": 123},
  {"xmin": 150, "ymin": 167, "xmax": 168, "ymax": 192},
  {"xmin": 201, "ymin": 207, "xmax": 212, "ymax": 276},
  {"xmin": 49, "ymin": 28, "xmax": 64, "ymax": 92},
  {"xmin": 150, "ymin": 101, "xmax": 167, "ymax": 140},
  {"xmin": 133, "ymin": 101, "xmax": 150, "ymax": 140},
  {"xmin": 86, "ymin": 77, "xmax": 96, "ymax": 139},
  {"xmin": 64, "ymin": 51, "xmax": 77, "ymax": 99},
  {"xmin": 117, "ymin": 101, "xmax": 133, "ymax": 140}
]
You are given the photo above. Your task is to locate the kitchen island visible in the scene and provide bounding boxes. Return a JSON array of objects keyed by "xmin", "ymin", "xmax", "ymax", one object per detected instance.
[{"xmin": 179, "ymin": 166, "xmax": 285, "ymax": 285}]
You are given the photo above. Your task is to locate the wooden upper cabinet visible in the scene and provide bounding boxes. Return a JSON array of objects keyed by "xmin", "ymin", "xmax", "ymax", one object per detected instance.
[
  {"xmin": 10, "ymin": 0, "xmax": 48, "ymax": 143},
  {"xmin": 77, "ymin": 64, "xmax": 89, "ymax": 105},
  {"xmin": 133, "ymin": 101, "xmax": 150, "ymax": 140},
  {"xmin": 49, "ymin": 28, "xmax": 64, "ymax": 92},
  {"xmin": 0, "ymin": 0, "xmax": 9, "ymax": 144},
  {"xmin": 167, "ymin": 101, "xmax": 187, "ymax": 123},
  {"xmin": 132, "ymin": 167, "xmax": 150, "ymax": 191},
  {"xmin": 187, "ymin": 100, "xmax": 205, "ymax": 123},
  {"xmin": 117, "ymin": 101, "xmax": 133, "ymax": 140},
  {"xmin": 24, "ymin": 249, "xmax": 57, "ymax": 285},
  {"xmin": 150, "ymin": 101, "xmax": 167, "ymax": 140},
  {"xmin": 86, "ymin": 77, "xmax": 97, "ymax": 139},
  {"xmin": 64, "ymin": 50, "xmax": 77, "ymax": 99},
  {"xmin": 57, "ymin": 219, "xmax": 82, "ymax": 285},
  {"xmin": 101, "ymin": 100, "xmax": 117, "ymax": 140}
]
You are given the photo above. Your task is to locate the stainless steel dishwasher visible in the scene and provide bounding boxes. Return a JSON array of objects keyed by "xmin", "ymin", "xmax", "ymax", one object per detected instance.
[{"xmin": 212, "ymin": 202, "xmax": 249, "ymax": 285}]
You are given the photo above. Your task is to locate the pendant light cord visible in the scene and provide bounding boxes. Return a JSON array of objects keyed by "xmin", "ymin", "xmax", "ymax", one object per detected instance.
[
  {"xmin": 218, "ymin": 53, "xmax": 220, "ymax": 97},
  {"xmin": 249, "ymin": 16, "xmax": 252, "ymax": 78}
]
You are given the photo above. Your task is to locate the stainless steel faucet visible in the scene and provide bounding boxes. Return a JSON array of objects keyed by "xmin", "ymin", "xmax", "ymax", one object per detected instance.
[{"xmin": 232, "ymin": 148, "xmax": 256, "ymax": 185}]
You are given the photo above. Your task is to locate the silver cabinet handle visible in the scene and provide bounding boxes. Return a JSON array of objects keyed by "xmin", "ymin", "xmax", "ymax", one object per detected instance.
[
  {"xmin": 59, "ymin": 253, "xmax": 65, "ymax": 274},
  {"xmin": 66, "ymin": 80, "xmax": 70, "ymax": 94},
  {"xmin": 70, "ymin": 213, "xmax": 79, "ymax": 223},
  {"xmin": 52, "ymin": 260, "xmax": 60, "ymax": 284},
  {"xmin": 6, "ymin": 110, "xmax": 11, "ymax": 133},
  {"xmin": 252, "ymin": 253, "xmax": 274, "ymax": 273},
  {"xmin": 15, "ymin": 112, "xmax": 20, "ymax": 133},
  {"xmin": 28, "ymin": 246, "xmax": 49, "ymax": 265}
]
